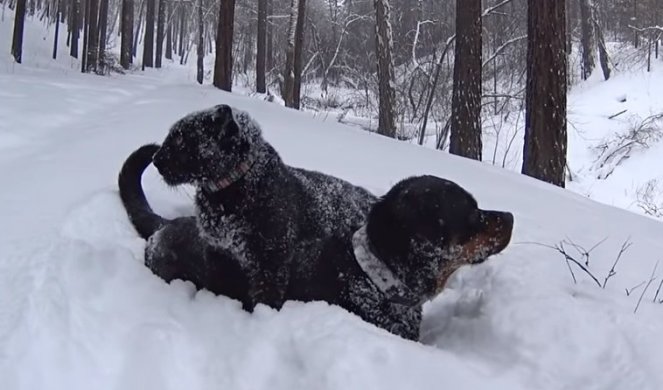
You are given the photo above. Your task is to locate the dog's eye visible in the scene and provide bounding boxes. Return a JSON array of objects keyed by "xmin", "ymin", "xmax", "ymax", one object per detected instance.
[{"xmin": 174, "ymin": 134, "xmax": 184, "ymax": 147}]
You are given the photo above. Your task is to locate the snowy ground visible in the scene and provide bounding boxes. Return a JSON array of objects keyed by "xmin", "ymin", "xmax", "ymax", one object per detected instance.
[{"xmin": 4, "ymin": 12, "xmax": 663, "ymax": 390}]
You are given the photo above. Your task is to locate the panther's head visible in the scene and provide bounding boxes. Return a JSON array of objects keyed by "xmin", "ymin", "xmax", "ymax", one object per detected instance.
[{"xmin": 152, "ymin": 105, "xmax": 264, "ymax": 187}]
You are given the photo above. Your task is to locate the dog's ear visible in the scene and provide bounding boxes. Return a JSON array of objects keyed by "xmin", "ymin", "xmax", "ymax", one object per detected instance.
[{"xmin": 213, "ymin": 105, "xmax": 240, "ymax": 138}]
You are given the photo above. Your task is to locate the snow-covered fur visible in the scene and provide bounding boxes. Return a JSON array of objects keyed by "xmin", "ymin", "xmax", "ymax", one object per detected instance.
[
  {"xmin": 150, "ymin": 105, "xmax": 376, "ymax": 308},
  {"xmin": 119, "ymin": 145, "xmax": 514, "ymax": 340}
]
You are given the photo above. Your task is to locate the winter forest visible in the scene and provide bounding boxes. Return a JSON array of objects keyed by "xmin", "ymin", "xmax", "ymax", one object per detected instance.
[
  {"xmin": 5, "ymin": 0, "xmax": 662, "ymax": 192},
  {"xmin": 5, "ymin": 0, "xmax": 663, "ymax": 388}
]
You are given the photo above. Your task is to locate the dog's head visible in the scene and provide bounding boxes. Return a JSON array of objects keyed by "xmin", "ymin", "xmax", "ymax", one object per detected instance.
[
  {"xmin": 152, "ymin": 105, "xmax": 263, "ymax": 186},
  {"xmin": 366, "ymin": 175, "xmax": 513, "ymax": 301}
]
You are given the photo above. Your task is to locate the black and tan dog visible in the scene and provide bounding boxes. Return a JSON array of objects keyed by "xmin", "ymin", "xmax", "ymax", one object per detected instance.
[
  {"xmin": 119, "ymin": 143, "xmax": 514, "ymax": 340},
  {"xmin": 122, "ymin": 105, "xmax": 376, "ymax": 309}
]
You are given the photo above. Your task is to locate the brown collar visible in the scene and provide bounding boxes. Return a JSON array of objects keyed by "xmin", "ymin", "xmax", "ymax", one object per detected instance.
[{"xmin": 202, "ymin": 154, "xmax": 257, "ymax": 193}]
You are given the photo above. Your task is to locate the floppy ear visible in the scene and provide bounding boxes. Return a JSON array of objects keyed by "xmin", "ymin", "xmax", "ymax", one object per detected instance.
[{"xmin": 213, "ymin": 105, "xmax": 240, "ymax": 138}]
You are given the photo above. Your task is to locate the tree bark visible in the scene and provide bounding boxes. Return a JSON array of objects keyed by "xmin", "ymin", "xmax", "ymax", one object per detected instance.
[
  {"xmin": 143, "ymin": 0, "xmax": 155, "ymax": 68},
  {"xmin": 155, "ymin": 0, "xmax": 165, "ymax": 67},
  {"xmin": 266, "ymin": 0, "xmax": 273, "ymax": 72},
  {"xmin": 120, "ymin": 0, "xmax": 133, "ymax": 68},
  {"xmin": 69, "ymin": 0, "xmax": 80, "ymax": 58},
  {"xmin": 97, "ymin": 0, "xmax": 108, "ymax": 73},
  {"xmin": 449, "ymin": 0, "xmax": 482, "ymax": 160},
  {"xmin": 11, "ymin": 0, "xmax": 27, "ymax": 63},
  {"xmin": 522, "ymin": 0, "xmax": 567, "ymax": 187},
  {"xmin": 213, "ymin": 0, "xmax": 235, "ymax": 91},
  {"xmin": 282, "ymin": 0, "xmax": 299, "ymax": 107},
  {"xmin": 256, "ymin": 0, "xmax": 267, "ymax": 93},
  {"xmin": 196, "ymin": 0, "xmax": 203, "ymax": 84},
  {"xmin": 165, "ymin": 0, "xmax": 172, "ymax": 60},
  {"xmin": 579, "ymin": 0, "xmax": 596, "ymax": 80},
  {"xmin": 595, "ymin": 11, "xmax": 611, "ymax": 80},
  {"xmin": 373, "ymin": 0, "xmax": 397, "ymax": 138},
  {"xmin": 52, "ymin": 0, "xmax": 60, "ymax": 59},
  {"xmin": 85, "ymin": 0, "xmax": 99, "ymax": 72},
  {"xmin": 287, "ymin": 0, "xmax": 306, "ymax": 108},
  {"xmin": 81, "ymin": 0, "xmax": 89, "ymax": 71}
]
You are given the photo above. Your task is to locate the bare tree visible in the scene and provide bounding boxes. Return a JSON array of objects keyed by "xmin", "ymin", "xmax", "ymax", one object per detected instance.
[
  {"xmin": 70, "ymin": 0, "xmax": 81, "ymax": 59},
  {"xmin": 449, "ymin": 0, "xmax": 482, "ymax": 160},
  {"xmin": 196, "ymin": 0, "xmax": 203, "ymax": 84},
  {"xmin": 143, "ymin": 0, "xmax": 155, "ymax": 68},
  {"xmin": 86, "ymin": 0, "xmax": 99, "ymax": 72},
  {"xmin": 213, "ymin": 0, "xmax": 236, "ymax": 91},
  {"xmin": 579, "ymin": 0, "xmax": 596, "ymax": 80},
  {"xmin": 52, "ymin": 0, "xmax": 61, "ymax": 59},
  {"xmin": 165, "ymin": 0, "xmax": 173, "ymax": 60},
  {"xmin": 98, "ymin": 0, "xmax": 109, "ymax": 73},
  {"xmin": 373, "ymin": 0, "xmax": 397, "ymax": 138},
  {"xmin": 283, "ymin": 0, "xmax": 307, "ymax": 108},
  {"xmin": 156, "ymin": 0, "xmax": 165, "ymax": 68},
  {"xmin": 522, "ymin": 0, "xmax": 567, "ymax": 187},
  {"xmin": 11, "ymin": 0, "xmax": 27, "ymax": 63},
  {"xmin": 120, "ymin": 0, "xmax": 133, "ymax": 69},
  {"xmin": 256, "ymin": 0, "xmax": 267, "ymax": 93}
]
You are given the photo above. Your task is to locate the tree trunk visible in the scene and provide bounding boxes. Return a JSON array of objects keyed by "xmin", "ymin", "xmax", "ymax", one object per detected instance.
[
  {"xmin": 213, "ymin": 0, "xmax": 235, "ymax": 91},
  {"xmin": 165, "ymin": 0, "xmax": 172, "ymax": 60},
  {"xmin": 595, "ymin": 12, "xmax": 611, "ymax": 80},
  {"xmin": 256, "ymin": 0, "xmax": 267, "ymax": 93},
  {"xmin": 178, "ymin": 3, "xmax": 185, "ymax": 57},
  {"xmin": 97, "ymin": 0, "xmax": 108, "ymax": 73},
  {"xmin": 155, "ymin": 0, "xmax": 165, "ymax": 67},
  {"xmin": 522, "ymin": 0, "xmax": 567, "ymax": 188},
  {"xmin": 143, "ymin": 0, "xmax": 155, "ymax": 68},
  {"xmin": 282, "ymin": 0, "xmax": 298, "ymax": 107},
  {"xmin": 633, "ymin": 0, "xmax": 638, "ymax": 48},
  {"xmin": 373, "ymin": 0, "xmax": 397, "ymax": 138},
  {"xmin": 52, "ymin": 0, "xmax": 60, "ymax": 59},
  {"xmin": 85, "ymin": 0, "xmax": 99, "ymax": 72},
  {"xmin": 81, "ymin": 0, "xmax": 89, "ymax": 71},
  {"xmin": 291, "ymin": 0, "xmax": 306, "ymax": 109},
  {"xmin": 266, "ymin": 0, "xmax": 273, "ymax": 72},
  {"xmin": 196, "ymin": 0, "xmax": 203, "ymax": 84},
  {"xmin": 449, "ymin": 0, "xmax": 482, "ymax": 160},
  {"xmin": 120, "ymin": 0, "xmax": 133, "ymax": 68},
  {"xmin": 69, "ymin": 0, "xmax": 80, "ymax": 58},
  {"xmin": 11, "ymin": 0, "xmax": 26, "ymax": 63},
  {"xmin": 579, "ymin": 0, "xmax": 595, "ymax": 80},
  {"xmin": 133, "ymin": 0, "xmax": 144, "ymax": 57}
]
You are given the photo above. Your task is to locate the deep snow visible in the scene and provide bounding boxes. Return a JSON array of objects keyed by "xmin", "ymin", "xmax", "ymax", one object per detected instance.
[{"xmin": 3, "ymin": 11, "xmax": 663, "ymax": 390}]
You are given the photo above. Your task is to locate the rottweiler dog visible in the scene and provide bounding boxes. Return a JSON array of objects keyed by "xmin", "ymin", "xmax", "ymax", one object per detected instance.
[{"xmin": 119, "ymin": 144, "xmax": 513, "ymax": 340}]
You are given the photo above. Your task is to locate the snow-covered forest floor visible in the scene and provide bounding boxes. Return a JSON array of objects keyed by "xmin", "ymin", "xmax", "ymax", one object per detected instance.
[{"xmin": 2, "ymin": 11, "xmax": 663, "ymax": 390}]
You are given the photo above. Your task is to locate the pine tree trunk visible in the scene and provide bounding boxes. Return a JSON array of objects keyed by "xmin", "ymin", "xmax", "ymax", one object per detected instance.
[
  {"xmin": 291, "ymin": 0, "xmax": 306, "ymax": 109},
  {"xmin": 522, "ymin": 0, "xmax": 567, "ymax": 187},
  {"xmin": 165, "ymin": 0, "xmax": 172, "ymax": 60},
  {"xmin": 373, "ymin": 0, "xmax": 397, "ymax": 138},
  {"xmin": 120, "ymin": 0, "xmax": 133, "ymax": 68},
  {"xmin": 256, "ymin": 0, "xmax": 267, "ymax": 93},
  {"xmin": 52, "ymin": 0, "xmax": 60, "ymax": 59},
  {"xmin": 97, "ymin": 0, "xmax": 108, "ymax": 73},
  {"xmin": 69, "ymin": 0, "xmax": 80, "ymax": 58},
  {"xmin": 155, "ymin": 0, "xmax": 165, "ymax": 68},
  {"xmin": 579, "ymin": 0, "xmax": 596, "ymax": 80},
  {"xmin": 449, "ymin": 0, "xmax": 482, "ymax": 160},
  {"xmin": 143, "ymin": 0, "xmax": 155, "ymax": 68},
  {"xmin": 196, "ymin": 0, "xmax": 203, "ymax": 84},
  {"xmin": 213, "ymin": 0, "xmax": 236, "ymax": 91},
  {"xmin": 11, "ymin": 0, "xmax": 26, "ymax": 63}
]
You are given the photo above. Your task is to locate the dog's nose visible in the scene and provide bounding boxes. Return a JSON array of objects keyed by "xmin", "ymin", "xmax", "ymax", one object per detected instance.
[{"xmin": 502, "ymin": 212, "xmax": 514, "ymax": 229}]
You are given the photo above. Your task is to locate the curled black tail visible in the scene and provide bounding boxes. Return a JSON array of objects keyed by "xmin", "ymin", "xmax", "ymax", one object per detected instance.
[{"xmin": 118, "ymin": 143, "xmax": 168, "ymax": 240}]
